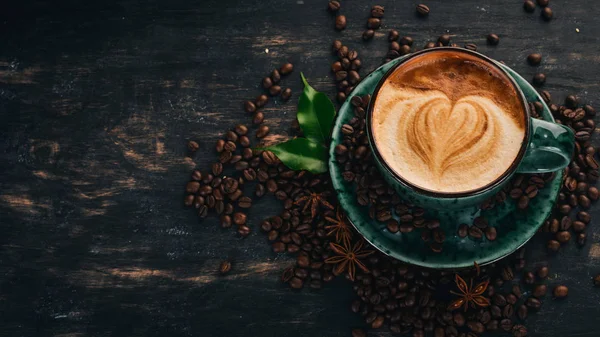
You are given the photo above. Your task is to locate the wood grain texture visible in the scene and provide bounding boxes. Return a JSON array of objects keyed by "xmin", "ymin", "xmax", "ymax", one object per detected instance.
[{"xmin": 0, "ymin": 0, "xmax": 599, "ymax": 336}]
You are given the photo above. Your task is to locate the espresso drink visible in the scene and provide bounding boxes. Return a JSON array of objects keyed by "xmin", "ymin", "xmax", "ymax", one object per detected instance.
[{"xmin": 371, "ymin": 50, "xmax": 527, "ymax": 193}]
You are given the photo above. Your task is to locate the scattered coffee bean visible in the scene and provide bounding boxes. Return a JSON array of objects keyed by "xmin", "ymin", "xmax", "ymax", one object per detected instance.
[
  {"xmin": 553, "ymin": 285, "xmax": 568, "ymax": 298},
  {"xmin": 367, "ymin": 18, "xmax": 381, "ymax": 29},
  {"xmin": 533, "ymin": 73, "xmax": 546, "ymax": 86},
  {"xmin": 335, "ymin": 15, "xmax": 347, "ymax": 30},
  {"xmin": 533, "ymin": 284, "xmax": 547, "ymax": 297},
  {"xmin": 371, "ymin": 5, "xmax": 384, "ymax": 18},
  {"xmin": 256, "ymin": 125, "xmax": 270, "ymax": 138},
  {"xmin": 328, "ymin": 0, "xmax": 340, "ymax": 13},
  {"xmin": 271, "ymin": 69, "xmax": 281, "ymax": 83},
  {"xmin": 416, "ymin": 4, "xmax": 430, "ymax": 16},
  {"xmin": 487, "ymin": 33, "xmax": 500, "ymax": 45},
  {"xmin": 523, "ymin": 0, "xmax": 536, "ymax": 12},
  {"xmin": 527, "ymin": 53, "xmax": 542, "ymax": 66},
  {"xmin": 187, "ymin": 140, "xmax": 199, "ymax": 152},
  {"xmin": 362, "ymin": 29, "xmax": 374, "ymax": 41},
  {"xmin": 541, "ymin": 7, "xmax": 553, "ymax": 21},
  {"xmin": 244, "ymin": 100, "xmax": 256, "ymax": 113},
  {"xmin": 281, "ymin": 88, "xmax": 292, "ymax": 101},
  {"xmin": 464, "ymin": 43, "xmax": 477, "ymax": 51},
  {"xmin": 219, "ymin": 260, "xmax": 232, "ymax": 275}
]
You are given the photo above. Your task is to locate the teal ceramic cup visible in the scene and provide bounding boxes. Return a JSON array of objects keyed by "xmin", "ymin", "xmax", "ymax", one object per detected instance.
[{"xmin": 366, "ymin": 48, "xmax": 574, "ymax": 210}]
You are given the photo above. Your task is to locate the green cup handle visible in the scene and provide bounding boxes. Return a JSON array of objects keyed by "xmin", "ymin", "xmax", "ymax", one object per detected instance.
[{"xmin": 517, "ymin": 118, "xmax": 575, "ymax": 173}]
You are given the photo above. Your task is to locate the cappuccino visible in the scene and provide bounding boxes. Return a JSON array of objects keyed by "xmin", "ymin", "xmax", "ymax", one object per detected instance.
[{"xmin": 371, "ymin": 50, "xmax": 527, "ymax": 193}]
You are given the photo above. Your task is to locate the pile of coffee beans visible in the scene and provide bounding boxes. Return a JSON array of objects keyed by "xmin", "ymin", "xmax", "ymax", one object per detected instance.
[
  {"xmin": 183, "ymin": 2, "xmax": 599, "ymax": 336},
  {"xmin": 331, "ymin": 41, "xmax": 362, "ymax": 104},
  {"xmin": 361, "ymin": 5, "xmax": 384, "ymax": 41},
  {"xmin": 523, "ymin": 0, "xmax": 553, "ymax": 20},
  {"xmin": 385, "ymin": 30, "xmax": 412, "ymax": 64}
]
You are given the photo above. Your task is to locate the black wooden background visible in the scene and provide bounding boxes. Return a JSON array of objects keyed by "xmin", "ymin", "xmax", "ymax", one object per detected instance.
[{"xmin": 1, "ymin": 0, "xmax": 599, "ymax": 336}]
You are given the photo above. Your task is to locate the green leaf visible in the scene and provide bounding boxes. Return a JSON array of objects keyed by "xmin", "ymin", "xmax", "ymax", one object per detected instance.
[
  {"xmin": 265, "ymin": 138, "xmax": 328, "ymax": 173},
  {"xmin": 297, "ymin": 73, "xmax": 336, "ymax": 145}
]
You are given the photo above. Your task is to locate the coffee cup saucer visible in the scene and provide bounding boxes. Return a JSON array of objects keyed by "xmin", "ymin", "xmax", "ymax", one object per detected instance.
[{"xmin": 329, "ymin": 56, "xmax": 562, "ymax": 269}]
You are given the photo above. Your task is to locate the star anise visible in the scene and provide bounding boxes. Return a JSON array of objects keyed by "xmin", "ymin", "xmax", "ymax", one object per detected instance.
[
  {"xmin": 325, "ymin": 207, "xmax": 353, "ymax": 247},
  {"xmin": 294, "ymin": 191, "xmax": 334, "ymax": 219},
  {"xmin": 325, "ymin": 240, "xmax": 374, "ymax": 281},
  {"xmin": 447, "ymin": 274, "xmax": 491, "ymax": 312}
]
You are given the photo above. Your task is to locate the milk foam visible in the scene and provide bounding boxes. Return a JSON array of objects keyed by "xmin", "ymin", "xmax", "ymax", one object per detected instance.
[{"xmin": 372, "ymin": 51, "xmax": 526, "ymax": 193}]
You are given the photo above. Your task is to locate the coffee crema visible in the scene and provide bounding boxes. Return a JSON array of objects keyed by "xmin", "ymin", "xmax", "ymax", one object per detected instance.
[{"xmin": 371, "ymin": 50, "xmax": 527, "ymax": 193}]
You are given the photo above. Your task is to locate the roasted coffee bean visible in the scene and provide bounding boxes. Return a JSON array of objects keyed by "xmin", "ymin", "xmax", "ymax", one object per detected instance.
[
  {"xmin": 416, "ymin": 4, "xmax": 430, "ymax": 16},
  {"xmin": 219, "ymin": 260, "xmax": 232, "ymax": 275},
  {"xmin": 362, "ymin": 29, "xmax": 375, "ymax": 41},
  {"xmin": 386, "ymin": 219, "xmax": 399, "ymax": 233},
  {"xmin": 348, "ymin": 70, "xmax": 360, "ymax": 85},
  {"xmin": 262, "ymin": 77, "xmax": 273, "ymax": 89},
  {"xmin": 533, "ymin": 284, "xmax": 547, "ymax": 297},
  {"xmin": 525, "ymin": 297, "xmax": 541, "ymax": 310},
  {"xmin": 220, "ymin": 215, "xmax": 232, "ymax": 228},
  {"xmin": 527, "ymin": 53, "xmax": 542, "ymax": 66},
  {"xmin": 256, "ymin": 125, "xmax": 270, "ymax": 138},
  {"xmin": 370, "ymin": 4, "xmax": 385, "ymax": 17},
  {"xmin": 244, "ymin": 100, "xmax": 257, "ymax": 114},
  {"xmin": 424, "ymin": 41, "xmax": 436, "ymax": 49},
  {"xmin": 537, "ymin": 0, "xmax": 549, "ymax": 6},
  {"xmin": 186, "ymin": 181, "xmax": 201, "ymax": 194},
  {"xmin": 464, "ymin": 43, "xmax": 477, "ymax": 51},
  {"xmin": 500, "ymin": 318, "xmax": 513, "ymax": 331},
  {"xmin": 512, "ymin": 284, "xmax": 523, "ymax": 298},
  {"xmin": 541, "ymin": 7, "xmax": 553, "ymax": 20},
  {"xmin": 547, "ymin": 239, "xmax": 560, "ymax": 252},
  {"xmin": 233, "ymin": 212, "xmax": 247, "ymax": 225},
  {"xmin": 280, "ymin": 88, "xmax": 292, "ymax": 101},
  {"xmin": 335, "ymin": 15, "xmax": 347, "ymax": 30},
  {"xmin": 523, "ymin": 0, "xmax": 535, "ymax": 12},
  {"xmin": 575, "ymin": 130, "xmax": 591, "ymax": 141},
  {"xmin": 487, "ymin": 33, "xmax": 500, "ymax": 45},
  {"xmin": 573, "ymin": 221, "xmax": 585, "ymax": 233},
  {"xmin": 252, "ymin": 112, "xmax": 265, "ymax": 125},
  {"xmin": 501, "ymin": 266, "xmax": 514, "ymax": 281},
  {"xmin": 367, "ymin": 18, "xmax": 381, "ymax": 29},
  {"xmin": 468, "ymin": 226, "xmax": 483, "ymax": 239},
  {"xmin": 187, "ymin": 140, "xmax": 199, "ymax": 152},
  {"xmin": 553, "ymin": 285, "xmax": 568, "ymax": 298},
  {"xmin": 254, "ymin": 95, "xmax": 269, "ymax": 109},
  {"xmin": 532, "ymin": 73, "xmax": 546, "ymax": 86},
  {"xmin": 438, "ymin": 34, "xmax": 451, "ymax": 46},
  {"xmin": 193, "ymin": 196, "xmax": 205, "ymax": 209},
  {"xmin": 328, "ymin": 0, "xmax": 340, "ymax": 12},
  {"xmin": 388, "ymin": 30, "xmax": 400, "ymax": 41},
  {"xmin": 191, "ymin": 170, "xmax": 203, "ymax": 181},
  {"xmin": 198, "ymin": 205, "xmax": 208, "ymax": 218},
  {"xmin": 270, "ymin": 69, "xmax": 281, "ymax": 83},
  {"xmin": 585, "ymin": 155, "xmax": 599, "ymax": 169},
  {"xmin": 237, "ymin": 196, "xmax": 252, "ymax": 209},
  {"xmin": 185, "ymin": 195, "xmax": 199, "ymax": 209},
  {"xmin": 513, "ymin": 324, "xmax": 528, "ymax": 337},
  {"xmin": 400, "ymin": 36, "xmax": 414, "ymax": 46},
  {"xmin": 536, "ymin": 266, "xmax": 549, "ymax": 279},
  {"xmin": 579, "ymin": 195, "xmax": 591, "ymax": 209},
  {"xmin": 269, "ymin": 85, "xmax": 282, "ymax": 96},
  {"xmin": 523, "ymin": 271, "xmax": 535, "ymax": 285}
]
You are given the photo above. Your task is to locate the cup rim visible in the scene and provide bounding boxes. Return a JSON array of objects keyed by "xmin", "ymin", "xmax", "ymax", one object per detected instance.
[{"xmin": 366, "ymin": 47, "xmax": 532, "ymax": 199}]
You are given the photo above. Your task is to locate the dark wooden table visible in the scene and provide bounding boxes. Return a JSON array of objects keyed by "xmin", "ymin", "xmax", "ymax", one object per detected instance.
[{"xmin": 1, "ymin": 0, "xmax": 599, "ymax": 336}]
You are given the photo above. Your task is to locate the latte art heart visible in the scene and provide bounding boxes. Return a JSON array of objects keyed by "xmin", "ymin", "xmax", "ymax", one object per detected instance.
[{"xmin": 372, "ymin": 87, "xmax": 526, "ymax": 193}]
